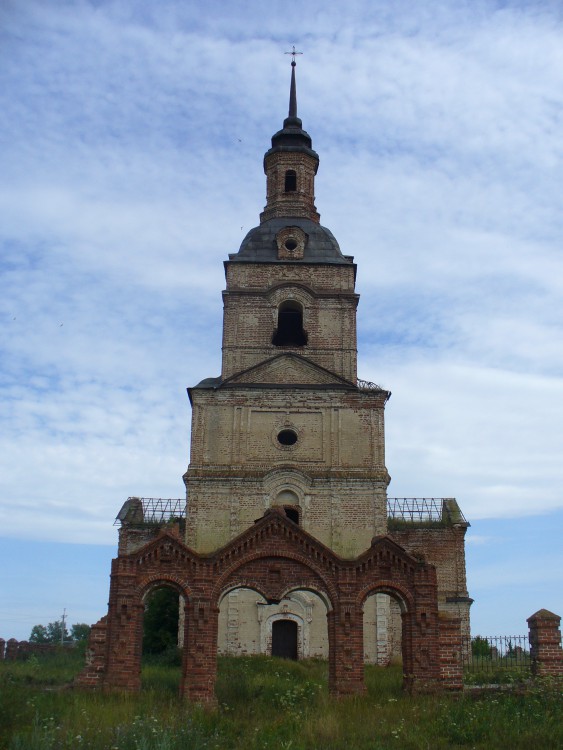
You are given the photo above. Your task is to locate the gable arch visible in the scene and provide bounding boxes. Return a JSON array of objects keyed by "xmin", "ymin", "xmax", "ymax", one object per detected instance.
[
  {"xmin": 280, "ymin": 584, "xmax": 333, "ymax": 612},
  {"xmin": 212, "ymin": 548, "xmax": 338, "ymax": 613},
  {"xmin": 357, "ymin": 580, "xmax": 414, "ymax": 614},
  {"xmin": 217, "ymin": 583, "xmax": 269, "ymax": 608},
  {"xmin": 136, "ymin": 573, "xmax": 192, "ymax": 603}
]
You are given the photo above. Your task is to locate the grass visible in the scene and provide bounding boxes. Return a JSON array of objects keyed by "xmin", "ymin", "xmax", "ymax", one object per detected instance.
[{"xmin": 1, "ymin": 651, "xmax": 561, "ymax": 749}]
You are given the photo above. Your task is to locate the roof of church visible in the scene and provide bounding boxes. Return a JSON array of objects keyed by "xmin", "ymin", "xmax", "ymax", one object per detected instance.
[
  {"xmin": 229, "ymin": 58, "xmax": 353, "ymax": 266},
  {"xmin": 229, "ymin": 217, "xmax": 352, "ymax": 264}
]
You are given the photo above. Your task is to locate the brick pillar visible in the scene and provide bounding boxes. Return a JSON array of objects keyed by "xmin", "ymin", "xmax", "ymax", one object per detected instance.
[
  {"xmin": 527, "ymin": 609, "xmax": 563, "ymax": 677},
  {"xmin": 104, "ymin": 597, "xmax": 143, "ymax": 691},
  {"xmin": 405, "ymin": 566, "xmax": 441, "ymax": 692},
  {"xmin": 0, "ymin": 638, "xmax": 5, "ymax": 660},
  {"xmin": 438, "ymin": 614, "xmax": 463, "ymax": 690},
  {"xmin": 327, "ymin": 603, "xmax": 366, "ymax": 696},
  {"xmin": 5, "ymin": 639, "xmax": 18, "ymax": 661},
  {"xmin": 75, "ymin": 617, "xmax": 108, "ymax": 689},
  {"xmin": 182, "ymin": 598, "xmax": 218, "ymax": 704}
]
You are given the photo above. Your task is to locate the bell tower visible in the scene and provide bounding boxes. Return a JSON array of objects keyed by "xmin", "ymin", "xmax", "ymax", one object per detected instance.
[
  {"xmin": 184, "ymin": 60, "xmax": 391, "ymax": 560},
  {"xmin": 81, "ymin": 57, "xmax": 471, "ymax": 689}
]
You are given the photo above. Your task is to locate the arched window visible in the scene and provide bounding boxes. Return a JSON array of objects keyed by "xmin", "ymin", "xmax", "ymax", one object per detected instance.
[
  {"xmin": 272, "ymin": 301, "xmax": 307, "ymax": 347},
  {"xmin": 284, "ymin": 170, "xmax": 297, "ymax": 192}
]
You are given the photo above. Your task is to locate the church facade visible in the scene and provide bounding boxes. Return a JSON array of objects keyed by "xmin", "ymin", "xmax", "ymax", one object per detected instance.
[{"xmin": 77, "ymin": 62, "xmax": 471, "ymax": 700}]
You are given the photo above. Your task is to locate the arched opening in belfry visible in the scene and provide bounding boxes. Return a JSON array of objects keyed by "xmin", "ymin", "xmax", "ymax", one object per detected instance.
[
  {"xmin": 284, "ymin": 169, "xmax": 297, "ymax": 192},
  {"xmin": 272, "ymin": 301, "xmax": 307, "ymax": 347},
  {"xmin": 272, "ymin": 619, "xmax": 298, "ymax": 659}
]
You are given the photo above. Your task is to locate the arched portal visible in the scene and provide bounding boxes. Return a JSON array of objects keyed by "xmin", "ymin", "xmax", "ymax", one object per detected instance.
[{"xmin": 77, "ymin": 518, "xmax": 445, "ymax": 703}]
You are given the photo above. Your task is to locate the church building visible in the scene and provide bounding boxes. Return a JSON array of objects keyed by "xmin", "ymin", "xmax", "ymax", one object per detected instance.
[{"xmin": 78, "ymin": 60, "xmax": 471, "ymax": 700}]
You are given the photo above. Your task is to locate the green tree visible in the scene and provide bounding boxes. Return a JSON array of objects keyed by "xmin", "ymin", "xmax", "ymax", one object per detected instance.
[
  {"xmin": 142, "ymin": 587, "xmax": 180, "ymax": 655},
  {"xmin": 471, "ymin": 635, "xmax": 492, "ymax": 658},
  {"xmin": 29, "ymin": 624, "xmax": 49, "ymax": 643},
  {"xmin": 70, "ymin": 623, "xmax": 91, "ymax": 642},
  {"xmin": 29, "ymin": 620, "xmax": 69, "ymax": 644}
]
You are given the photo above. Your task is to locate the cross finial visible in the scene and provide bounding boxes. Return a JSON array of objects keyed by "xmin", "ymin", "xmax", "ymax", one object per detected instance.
[{"xmin": 284, "ymin": 45, "xmax": 303, "ymax": 67}]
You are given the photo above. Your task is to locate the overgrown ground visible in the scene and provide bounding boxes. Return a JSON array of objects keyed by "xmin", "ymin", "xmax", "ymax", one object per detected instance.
[{"xmin": 1, "ymin": 650, "xmax": 561, "ymax": 749}]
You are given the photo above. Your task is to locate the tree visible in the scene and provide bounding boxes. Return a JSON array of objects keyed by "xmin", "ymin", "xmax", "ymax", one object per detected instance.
[
  {"xmin": 29, "ymin": 624, "xmax": 49, "ymax": 644},
  {"xmin": 142, "ymin": 587, "xmax": 180, "ymax": 655},
  {"xmin": 29, "ymin": 620, "xmax": 69, "ymax": 644},
  {"xmin": 70, "ymin": 623, "xmax": 91, "ymax": 642},
  {"xmin": 471, "ymin": 635, "xmax": 492, "ymax": 659}
]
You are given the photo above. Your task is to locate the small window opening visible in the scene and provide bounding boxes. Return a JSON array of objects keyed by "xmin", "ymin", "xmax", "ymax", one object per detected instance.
[
  {"xmin": 284, "ymin": 239, "xmax": 298, "ymax": 251},
  {"xmin": 272, "ymin": 301, "xmax": 307, "ymax": 347},
  {"xmin": 284, "ymin": 507, "xmax": 300, "ymax": 524},
  {"xmin": 277, "ymin": 429, "xmax": 298, "ymax": 446},
  {"xmin": 284, "ymin": 170, "xmax": 297, "ymax": 192}
]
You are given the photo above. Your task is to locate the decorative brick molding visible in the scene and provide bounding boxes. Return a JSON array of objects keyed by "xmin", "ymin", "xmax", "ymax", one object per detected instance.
[
  {"xmin": 76, "ymin": 509, "xmax": 462, "ymax": 702},
  {"xmin": 527, "ymin": 609, "xmax": 563, "ymax": 677}
]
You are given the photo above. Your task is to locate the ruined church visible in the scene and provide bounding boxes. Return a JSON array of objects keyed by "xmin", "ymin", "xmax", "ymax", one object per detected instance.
[{"xmin": 78, "ymin": 61, "xmax": 471, "ymax": 701}]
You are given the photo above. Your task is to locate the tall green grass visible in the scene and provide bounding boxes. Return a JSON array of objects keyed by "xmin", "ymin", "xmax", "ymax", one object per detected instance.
[{"xmin": 1, "ymin": 651, "xmax": 561, "ymax": 749}]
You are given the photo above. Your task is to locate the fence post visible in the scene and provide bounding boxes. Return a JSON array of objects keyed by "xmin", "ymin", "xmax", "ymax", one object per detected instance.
[{"xmin": 527, "ymin": 609, "xmax": 563, "ymax": 678}]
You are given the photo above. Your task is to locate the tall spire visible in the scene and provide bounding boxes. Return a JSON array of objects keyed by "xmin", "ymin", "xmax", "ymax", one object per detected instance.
[
  {"xmin": 289, "ymin": 60, "xmax": 297, "ymax": 118},
  {"xmin": 284, "ymin": 45, "xmax": 302, "ymax": 124},
  {"xmin": 260, "ymin": 51, "xmax": 320, "ymax": 224}
]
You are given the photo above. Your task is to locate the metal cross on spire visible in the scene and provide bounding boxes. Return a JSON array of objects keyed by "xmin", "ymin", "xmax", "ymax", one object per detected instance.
[{"xmin": 284, "ymin": 45, "xmax": 303, "ymax": 66}]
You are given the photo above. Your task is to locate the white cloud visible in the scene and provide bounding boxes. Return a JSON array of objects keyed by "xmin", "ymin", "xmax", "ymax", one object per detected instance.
[{"xmin": 0, "ymin": 0, "xmax": 562, "ymax": 634}]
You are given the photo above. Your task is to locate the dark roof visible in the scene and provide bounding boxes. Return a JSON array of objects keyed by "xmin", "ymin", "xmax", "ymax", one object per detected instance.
[{"xmin": 229, "ymin": 218, "xmax": 352, "ymax": 264}]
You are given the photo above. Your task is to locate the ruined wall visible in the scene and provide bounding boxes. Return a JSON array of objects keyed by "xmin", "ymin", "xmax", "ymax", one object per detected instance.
[{"xmin": 389, "ymin": 524, "xmax": 471, "ymax": 640}]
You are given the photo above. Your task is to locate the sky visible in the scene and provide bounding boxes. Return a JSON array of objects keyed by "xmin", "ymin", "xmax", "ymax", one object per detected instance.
[{"xmin": 1, "ymin": 0, "xmax": 562, "ymax": 641}]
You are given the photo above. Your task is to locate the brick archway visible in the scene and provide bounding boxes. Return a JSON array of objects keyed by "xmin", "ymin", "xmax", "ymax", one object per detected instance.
[{"xmin": 77, "ymin": 509, "xmax": 444, "ymax": 702}]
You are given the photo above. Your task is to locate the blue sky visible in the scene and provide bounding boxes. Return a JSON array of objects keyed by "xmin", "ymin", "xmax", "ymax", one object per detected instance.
[{"xmin": 1, "ymin": 0, "xmax": 562, "ymax": 640}]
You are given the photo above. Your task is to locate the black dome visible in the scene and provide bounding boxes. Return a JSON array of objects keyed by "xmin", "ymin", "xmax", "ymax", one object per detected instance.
[{"xmin": 230, "ymin": 218, "xmax": 350, "ymax": 264}]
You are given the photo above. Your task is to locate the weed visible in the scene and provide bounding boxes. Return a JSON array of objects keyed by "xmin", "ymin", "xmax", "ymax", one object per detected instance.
[{"xmin": 0, "ymin": 653, "xmax": 561, "ymax": 750}]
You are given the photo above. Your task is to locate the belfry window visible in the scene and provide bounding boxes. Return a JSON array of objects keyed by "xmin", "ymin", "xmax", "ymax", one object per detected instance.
[
  {"xmin": 284, "ymin": 170, "xmax": 297, "ymax": 192},
  {"xmin": 272, "ymin": 301, "xmax": 307, "ymax": 347}
]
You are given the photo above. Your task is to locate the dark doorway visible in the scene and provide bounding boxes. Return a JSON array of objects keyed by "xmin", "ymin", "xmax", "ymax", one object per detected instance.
[{"xmin": 271, "ymin": 619, "xmax": 298, "ymax": 659}]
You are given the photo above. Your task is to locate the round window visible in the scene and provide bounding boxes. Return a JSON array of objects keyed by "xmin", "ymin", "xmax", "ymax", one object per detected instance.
[
  {"xmin": 284, "ymin": 239, "xmax": 298, "ymax": 251},
  {"xmin": 277, "ymin": 429, "xmax": 298, "ymax": 446}
]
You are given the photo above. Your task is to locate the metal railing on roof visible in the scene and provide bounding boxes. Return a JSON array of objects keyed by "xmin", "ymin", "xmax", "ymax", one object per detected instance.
[
  {"xmin": 387, "ymin": 497, "xmax": 468, "ymax": 525},
  {"xmin": 115, "ymin": 497, "xmax": 186, "ymax": 526},
  {"xmin": 357, "ymin": 378, "xmax": 384, "ymax": 391}
]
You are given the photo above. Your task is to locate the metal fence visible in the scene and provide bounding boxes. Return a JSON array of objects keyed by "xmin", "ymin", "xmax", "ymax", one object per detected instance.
[
  {"xmin": 462, "ymin": 635, "xmax": 531, "ymax": 682},
  {"xmin": 115, "ymin": 497, "xmax": 186, "ymax": 526}
]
